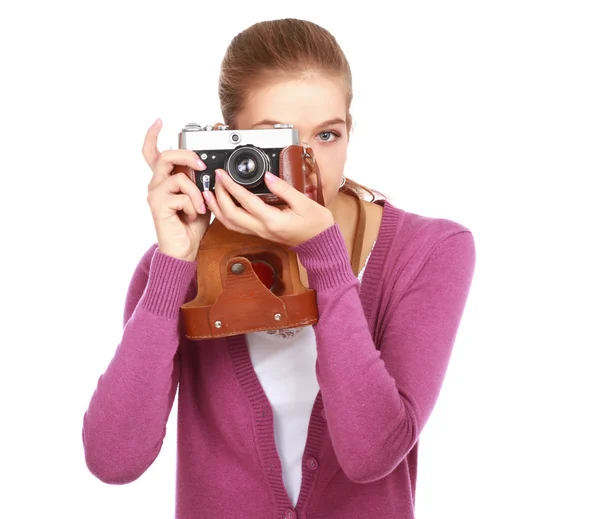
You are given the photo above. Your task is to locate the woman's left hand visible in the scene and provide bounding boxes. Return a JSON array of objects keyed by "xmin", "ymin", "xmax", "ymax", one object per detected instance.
[{"xmin": 202, "ymin": 169, "xmax": 335, "ymax": 247}]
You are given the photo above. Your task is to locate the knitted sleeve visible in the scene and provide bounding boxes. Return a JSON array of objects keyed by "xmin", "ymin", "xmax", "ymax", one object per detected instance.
[
  {"xmin": 292, "ymin": 224, "xmax": 476, "ymax": 483},
  {"xmin": 81, "ymin": 244, "xmax": 197, "ymax": 484}
]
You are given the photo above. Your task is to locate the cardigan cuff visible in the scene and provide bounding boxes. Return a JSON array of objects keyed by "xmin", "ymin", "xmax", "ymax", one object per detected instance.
[
  {"xmin": 138, "ymin": 249, "xmax": 198, "ymax": 319},
  {"xmin": 291, "ymin": 224, "xmax": 357, "ymax": 291}
]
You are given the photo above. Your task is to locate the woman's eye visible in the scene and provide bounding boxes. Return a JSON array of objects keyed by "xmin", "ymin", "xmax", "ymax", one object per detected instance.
[{"xmin": 318, "ymin": 131, "xmax": 338, "ymax": 142}]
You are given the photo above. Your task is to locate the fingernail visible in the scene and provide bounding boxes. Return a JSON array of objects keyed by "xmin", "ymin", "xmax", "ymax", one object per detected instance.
[
  {"xmin": 265, "ymin": 172, "xmax": 276, "ymax": 182},
  {"xmin": 202, "ymin": 191, "xmax": 211, "ymax": 203},
  {"xmin": 153, "ymin": 118, "xmax": 161, "ymax": 126},
  {"xmin": 215, "ymin": 169, "xmax": 222, "ymax": 180},
  {"xmin": 197, "ymin": 160, "xmax": 206, "ymax": 171}
]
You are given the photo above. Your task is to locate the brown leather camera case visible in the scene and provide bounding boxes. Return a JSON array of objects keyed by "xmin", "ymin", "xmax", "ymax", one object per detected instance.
[{"xmin": 174, "ymin": 144, "xmax": 327, "ymax": 340}]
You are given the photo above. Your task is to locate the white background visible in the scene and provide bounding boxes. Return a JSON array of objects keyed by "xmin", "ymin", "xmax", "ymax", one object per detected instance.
[{"xmin": 1, "ymin": 1, "xmax": 598, "ymax": 518}]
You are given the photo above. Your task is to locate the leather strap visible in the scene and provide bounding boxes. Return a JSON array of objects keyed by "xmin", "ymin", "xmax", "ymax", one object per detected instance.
[
  {"xmin": 350, "ymin": 196, "xmax": 367, "ymax": 276},
  {"xmin": 315, "ymin": 170, "xmax": 324, "ymax": 206},
  {"xmin": 301, "ymin": 144, "xmax": 325, "ymax": 206}
]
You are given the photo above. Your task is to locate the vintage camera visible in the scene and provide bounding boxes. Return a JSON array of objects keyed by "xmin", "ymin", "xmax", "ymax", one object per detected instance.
[
  {"xmin": 174, "ymin": 123, "xmax": 325, "ymax": 339},
  {"xmin": 178, "ymin": 122, "xmax": 307, "ymax": 205}
]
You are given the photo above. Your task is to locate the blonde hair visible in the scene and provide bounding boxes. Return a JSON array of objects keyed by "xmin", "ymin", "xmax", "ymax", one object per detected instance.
[{"xmin": 218, "ymin": 18, "xmax": 383, "ymax": 202}]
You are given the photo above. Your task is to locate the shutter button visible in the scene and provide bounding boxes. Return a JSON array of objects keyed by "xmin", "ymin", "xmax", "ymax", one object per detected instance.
[
  {"xmin": 306, "ymin": 456, "xmax": 319, "ymax": 471},
  {"xmin": 284, "ymin": 509, "xmax": 297, "ymax": 519}
]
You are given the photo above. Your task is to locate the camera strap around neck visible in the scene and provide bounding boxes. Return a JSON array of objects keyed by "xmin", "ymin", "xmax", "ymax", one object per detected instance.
[
  {"xmin": 303, "ymin": 145, "xmax": 366, "ymax": 277},
  {"xmin": 350, "ymin": 196, "xmax": 367, "ymax": 277}
]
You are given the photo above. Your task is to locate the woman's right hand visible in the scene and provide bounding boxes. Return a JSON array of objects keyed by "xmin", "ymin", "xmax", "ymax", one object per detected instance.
[{"xmin": 142, "ymin": 118, "xmax": 211, "ymax": 262}]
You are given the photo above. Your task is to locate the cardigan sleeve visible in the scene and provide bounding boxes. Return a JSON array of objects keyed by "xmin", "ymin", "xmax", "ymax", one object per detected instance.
[
  {"xmin": 292, "ymin": 223, "xmax": 476, "ymax": 483},
  {"xmin": 82, "ymin": 244, "xmax": 197, "ymax": 484}
]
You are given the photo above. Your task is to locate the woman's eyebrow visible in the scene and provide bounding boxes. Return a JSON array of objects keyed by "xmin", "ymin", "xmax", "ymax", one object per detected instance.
[
  {"xmin": 251, "ymin": 117, "xmax": 346, "ymax": 129},
  {"xmin": 314, "ymin": 117, "xmax": 346, "ymax": 130}
]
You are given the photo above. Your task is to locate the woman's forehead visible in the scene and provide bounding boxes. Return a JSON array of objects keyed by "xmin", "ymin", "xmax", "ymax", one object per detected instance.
[{"xmin": 239, "ymin": 77, "xmax": 347, "ymax": 129}]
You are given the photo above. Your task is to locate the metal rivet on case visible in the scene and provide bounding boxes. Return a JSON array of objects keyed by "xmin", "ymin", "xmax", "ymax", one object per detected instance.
[
  {"xmin": 231, "ymin": 263, "xmax": 245, "ymax": 274},
  {"xmin": 200, "ymin": 153, "xmax": 208, "ymax": 160},
  {"xmin": 274, "ymin": 314, "xmax": 282, "ymax": 321},
  {"xmin": 214, "ymin": 321, "xmax": 222, "ymax": 328}
]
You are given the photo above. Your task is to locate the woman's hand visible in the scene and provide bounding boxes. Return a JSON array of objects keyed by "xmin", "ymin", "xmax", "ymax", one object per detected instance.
[
  {"xmin": 203, "ymin": 169, "xmax": 335, "ymax": 247},
  {"xmin": 142, "ymin": 119, "xmax": 211, "ymax": 262}
]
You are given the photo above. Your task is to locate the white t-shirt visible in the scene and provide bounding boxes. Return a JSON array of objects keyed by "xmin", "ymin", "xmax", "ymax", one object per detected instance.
[{"xmin": 246, "ymin": 246, "xmax": 374, "ymax": 506}]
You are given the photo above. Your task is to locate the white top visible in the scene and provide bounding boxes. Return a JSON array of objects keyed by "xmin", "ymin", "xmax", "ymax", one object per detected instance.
[{"xmin": 246, "ymin": 244, "xmax": 375, "ymax": 506}]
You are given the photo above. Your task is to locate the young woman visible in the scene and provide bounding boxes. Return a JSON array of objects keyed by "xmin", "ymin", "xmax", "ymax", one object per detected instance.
[{"xmin": 82, "ymin": 18, "xmax": 476, "ymax": 519}]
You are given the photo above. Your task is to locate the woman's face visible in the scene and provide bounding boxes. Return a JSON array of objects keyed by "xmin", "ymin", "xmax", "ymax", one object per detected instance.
[{"xmin": 235, "ymin": 75, "xmax": 349, "ymax": 207}]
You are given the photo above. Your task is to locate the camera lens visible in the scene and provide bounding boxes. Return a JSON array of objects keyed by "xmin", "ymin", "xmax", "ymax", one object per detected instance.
[
  {"xmin": 236, "ymin": 156, "xmax": 257, "ymax": 176},
  {"xmin": 226, "ymin": 146, "xmax": 269, "ymax": 187}
]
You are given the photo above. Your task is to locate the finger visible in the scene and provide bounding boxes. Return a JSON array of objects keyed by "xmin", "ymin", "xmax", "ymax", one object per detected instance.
[
  {"xmin": 142, "ymin": 118, "xmax": 162, "ymax": 168},
  {"xmin": 161, "ymin": 172, "xmax": 206, "ymax": 214},
  {"xmin": 215, "ymin": 169, "xmax": 274, "ymax": 219},
  {"xmin": 213, "ymin": 170, "xmax": 260, "ymax": 230},
  {"xmin": 154, "ymin": 149, "xmax": 207, "ymax": 178},
  {"xmin": 263, "ymin": 172, "xmax": 308, "ymax": 211},
  {"xmin": 167, "ymin": 194, "xmax": 198, "ymax": 221},
  {"xmin": 203, "ymin": 188, "xmax": 247, "ymax": 234}
]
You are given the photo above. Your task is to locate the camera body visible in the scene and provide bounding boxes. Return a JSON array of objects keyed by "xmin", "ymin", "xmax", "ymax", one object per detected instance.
[{"xmin": 178, "ymin": 123, "xmax": 304, "ymax": 204}]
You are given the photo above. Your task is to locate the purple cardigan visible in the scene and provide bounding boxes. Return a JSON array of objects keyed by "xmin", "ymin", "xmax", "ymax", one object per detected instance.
[{"xmin": 82, "ymin": 200, "xmax": 476, "ymax": 519}]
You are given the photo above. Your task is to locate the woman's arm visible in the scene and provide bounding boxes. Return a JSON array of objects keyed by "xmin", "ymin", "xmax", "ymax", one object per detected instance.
[
  {"xmin": 82, "ymin": 245, "xmax": 197, "ymax": 484},
  {"xmin": 293, "ymin": 224, "xmax": 476, "ymax": 483}
]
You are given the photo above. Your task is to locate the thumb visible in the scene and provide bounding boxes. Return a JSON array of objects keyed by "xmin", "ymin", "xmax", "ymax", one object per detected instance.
[{"xmin": 264, "ymin": 172, "xmax": 305, "ymax": 209}]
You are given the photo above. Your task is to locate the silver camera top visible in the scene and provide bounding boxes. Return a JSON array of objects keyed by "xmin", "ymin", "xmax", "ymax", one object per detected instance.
[{"xmin": 179, "ymin": 122, "xmax": 299, "ymax": 150}]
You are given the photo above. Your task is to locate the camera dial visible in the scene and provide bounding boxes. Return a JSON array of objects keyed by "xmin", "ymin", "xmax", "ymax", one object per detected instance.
[{"xmin": 183, "ymin": 123, "xmax": 203, "ymax": 131}]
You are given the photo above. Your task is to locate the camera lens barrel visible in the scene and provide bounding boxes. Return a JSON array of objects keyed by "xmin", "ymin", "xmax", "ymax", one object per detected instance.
[{"xmin": 226, "ymin": 146, "xmax": 270, "ymax": 187}]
